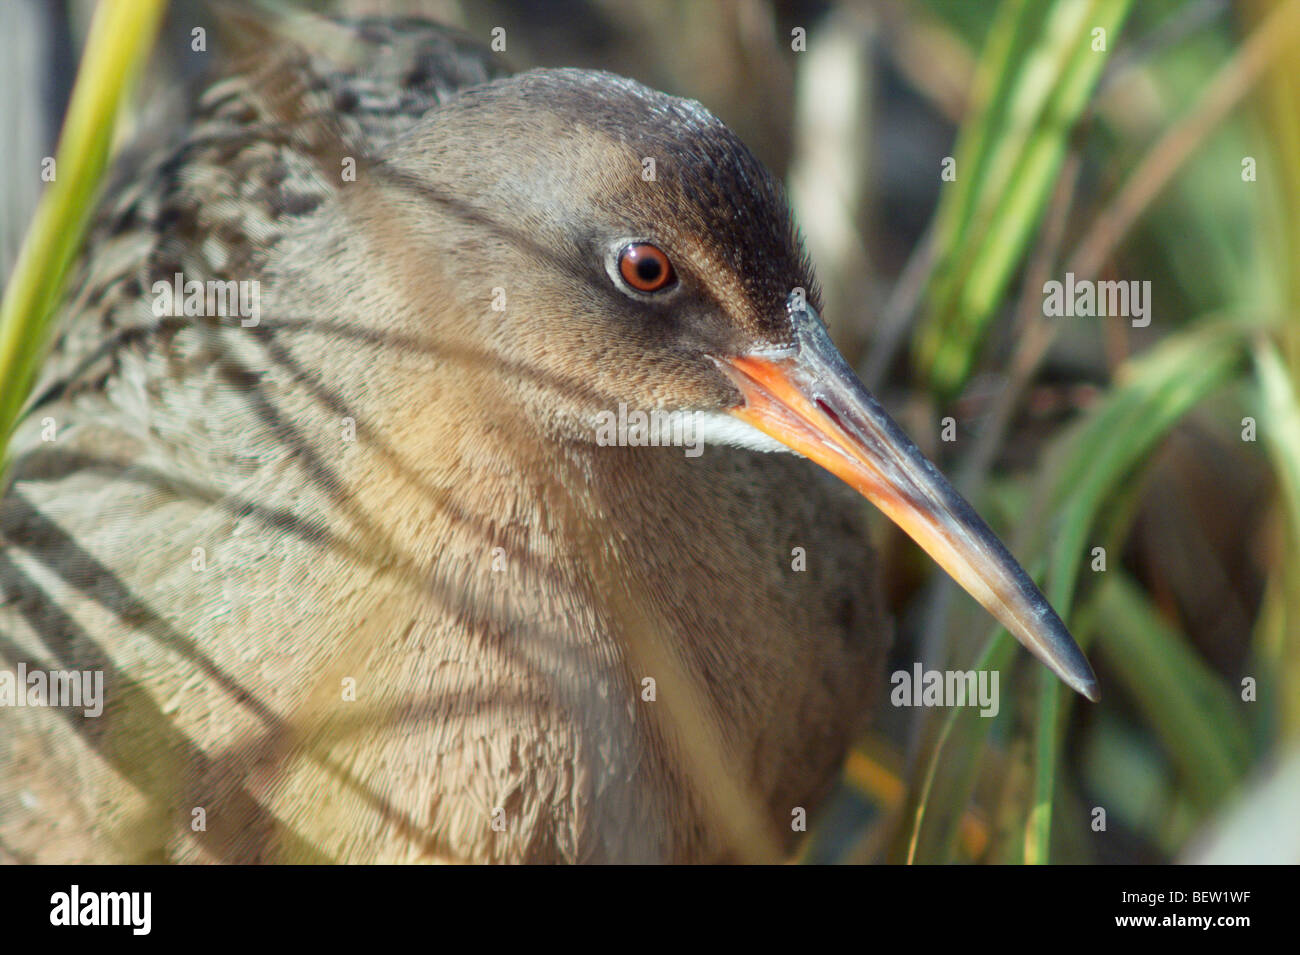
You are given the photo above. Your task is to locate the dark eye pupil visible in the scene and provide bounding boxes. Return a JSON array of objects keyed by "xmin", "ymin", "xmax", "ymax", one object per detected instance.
[{"xmin": 617, "ymin": 243, "xmax": 673, "ymax": 293}]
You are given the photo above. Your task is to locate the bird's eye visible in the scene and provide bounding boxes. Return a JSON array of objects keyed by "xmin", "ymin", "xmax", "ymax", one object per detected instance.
[{"xmin": 617, "ymin": 243, "xmax": 675, "ymax": 293}]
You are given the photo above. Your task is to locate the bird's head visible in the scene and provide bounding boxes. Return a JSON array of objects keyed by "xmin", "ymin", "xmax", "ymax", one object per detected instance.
[{"xmin": 374, "ymin": 68, "xmax": 1098, "ymax": 700}]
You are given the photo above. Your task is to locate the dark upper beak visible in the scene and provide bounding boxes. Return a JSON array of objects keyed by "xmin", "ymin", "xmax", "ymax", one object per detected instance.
[{"xmin": 715, "ymin": 295, "xmax": 1098, "ymax": 701}]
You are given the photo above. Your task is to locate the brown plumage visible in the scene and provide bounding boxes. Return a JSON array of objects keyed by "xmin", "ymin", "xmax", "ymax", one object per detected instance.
[{"xmin": 0, "ymin": 14, "xmax": 1092, "ymax": 864}]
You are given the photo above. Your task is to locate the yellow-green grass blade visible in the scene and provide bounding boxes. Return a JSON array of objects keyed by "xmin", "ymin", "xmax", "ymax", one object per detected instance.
[
  {"xmin": 1247, "ymin": 0, "xmax": 1300, "ymax": 744},
  {"xmin": 0, "ymin": 0, "xmax": 167, "ymax": 474},
  {"xmin": 1253, "ymin": 339, "xmax": 1300, "ymax": 541},
  {"xmin": 1252, "ymin": 338, "xmax": 1300, "ymax": 736}
]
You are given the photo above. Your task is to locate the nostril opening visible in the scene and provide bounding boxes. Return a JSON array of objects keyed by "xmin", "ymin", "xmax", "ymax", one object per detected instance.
[{"xmin": 815, "ymin": 397, "xmax": 848, "ymax": 435}]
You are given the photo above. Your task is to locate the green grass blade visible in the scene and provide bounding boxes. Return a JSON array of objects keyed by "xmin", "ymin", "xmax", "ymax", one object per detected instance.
[
  {"xmin": 1025, "ymin": 318, "xmax": 1251, "ymax": 862},
  {"xmin": 916, "ymin": 0, "xmax": 1132, "ymax": 396},
  {"xmin": 1087, "ymin": 572, "xmax": 1250, "ymax": 809},
  {"xmin": 0, "ymin": 0, "xmax": 167, "ymax": 470},
  {"xmin": 898, "ymin": 617, "xmax": 1019, "ymax": 863}
]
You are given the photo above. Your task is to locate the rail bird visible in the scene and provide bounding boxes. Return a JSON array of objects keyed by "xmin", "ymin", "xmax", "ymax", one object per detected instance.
[{"xmin": 0, "ymin": 15, "xmax": 1094, "ymax": 863}]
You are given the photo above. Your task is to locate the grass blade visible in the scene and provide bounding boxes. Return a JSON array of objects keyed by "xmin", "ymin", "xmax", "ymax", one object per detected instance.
[{"xmin": 0, "ymin": 0, "xmax": 167, "ymax": 470}]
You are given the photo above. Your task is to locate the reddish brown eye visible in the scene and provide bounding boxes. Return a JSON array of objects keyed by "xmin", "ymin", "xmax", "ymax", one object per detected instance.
[{"xmin": 618, "ymin": 243, "xmax": 675, "ymax": 292}]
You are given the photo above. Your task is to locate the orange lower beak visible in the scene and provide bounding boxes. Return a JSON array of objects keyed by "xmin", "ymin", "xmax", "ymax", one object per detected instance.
[{"xmin": 717, "ymin": 301, "xmax": 1098, "ymax": 701}]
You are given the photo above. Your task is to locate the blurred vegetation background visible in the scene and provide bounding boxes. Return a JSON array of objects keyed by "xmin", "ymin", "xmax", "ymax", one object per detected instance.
[{"xmin": 3, "ymin": 0, "xmax": 1298, "ymax": 863}]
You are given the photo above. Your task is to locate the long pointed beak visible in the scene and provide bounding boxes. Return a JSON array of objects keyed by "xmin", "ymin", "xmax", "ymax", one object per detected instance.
[{"xmin": 717, "ymin": 297, "xmax": 1098, "ymax": 701}]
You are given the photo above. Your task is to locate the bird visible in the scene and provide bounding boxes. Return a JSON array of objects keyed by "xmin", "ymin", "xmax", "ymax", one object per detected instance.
[{"xmin": 0, "ymin": 13, "xmax": 1096, "ymax": 863}]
